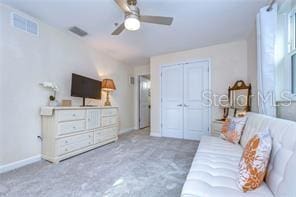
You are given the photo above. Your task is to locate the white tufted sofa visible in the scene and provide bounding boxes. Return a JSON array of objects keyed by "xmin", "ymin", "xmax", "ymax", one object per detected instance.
[{"xmin": 181, "ymin": 112, "xmax": 296, "ymax": 197}]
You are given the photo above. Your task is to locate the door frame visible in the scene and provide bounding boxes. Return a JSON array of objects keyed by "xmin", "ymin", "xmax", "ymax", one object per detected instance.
[
  {"xmin": 160, "ymin": 58, "xmax": 212, "ymax": 138},
  {"xmin": 138, "ymin": 74, "xmax": 151, "ymax": 129}
]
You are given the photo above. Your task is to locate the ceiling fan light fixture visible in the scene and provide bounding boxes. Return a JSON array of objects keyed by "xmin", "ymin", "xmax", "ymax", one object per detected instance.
[{"xmin": 124, "ymin": 15, "xmax": 140, "ymax": 31}]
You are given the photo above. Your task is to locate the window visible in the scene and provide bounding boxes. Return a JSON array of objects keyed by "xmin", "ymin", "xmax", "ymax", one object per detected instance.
[
  {"xmin": 289, "ymin": 8, "xmax": 296, "ymax": 94},
  {"xmin": 288, "ymin": 9, "xmax": 296, "ymax": 52},
  {"xmin": 292, "ymin": 53, "xmax": 296, "ymax": 93}
]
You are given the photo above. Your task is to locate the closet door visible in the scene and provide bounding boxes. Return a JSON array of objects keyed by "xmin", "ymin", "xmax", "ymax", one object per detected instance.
[
  {"xmin": 161, "ymin": 65, "xmax": 184, "ymax": 138},
  {"xmin": 183, "ymin": 61, "xmax": 209, "ymax": 140}
]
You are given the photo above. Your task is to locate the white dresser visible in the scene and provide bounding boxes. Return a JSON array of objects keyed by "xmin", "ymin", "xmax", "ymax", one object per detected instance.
[{"xmin": 40, "ymin": 106, "xmax": 119, "ymax": 163}]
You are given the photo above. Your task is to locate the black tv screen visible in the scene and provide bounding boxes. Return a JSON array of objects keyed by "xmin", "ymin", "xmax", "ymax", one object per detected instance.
[{"xmin": 71, "ymin": 73, "xmax": 101, "ymax": 100}]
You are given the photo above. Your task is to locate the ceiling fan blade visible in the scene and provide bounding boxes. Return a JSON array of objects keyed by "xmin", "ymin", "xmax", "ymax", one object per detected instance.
[
  {"xmin": 111, "ymin": 23, "xmax": 125, "ymax": 35},
  {"xmin": 140, "ymin": 15, "xmax": 173, "ymax": 25},
  {"xmin": 114, "ymin": 0, "xmax": 131, "ymax": 13}
]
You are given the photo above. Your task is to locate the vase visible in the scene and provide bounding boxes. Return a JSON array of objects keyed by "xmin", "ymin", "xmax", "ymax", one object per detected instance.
[{"xmin": 49, "ymin": 100, "xmax": 59, "ymax": 107}]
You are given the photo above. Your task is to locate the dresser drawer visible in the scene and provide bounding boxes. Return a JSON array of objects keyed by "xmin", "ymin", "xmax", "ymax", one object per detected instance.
[
  {"xmin": 94, "ymin": 127, "xmax": 117, "ymax": 143},
  {"xmin": 102, "ymin": 116, "xmax": 118, "ymax": 127},
  {"xmin": 57, "ymin": 110, "xmax": 86, "ymax": 122},
  {"xmin": 56, "ymin": 133, "xmax": 93, "ymax": 156},
  {"xmin": 57, "ymin": 132, "xmax": 93, "ymax": 147},
  {"xmin": 57, "ymin": 120, "xmax": 86, "ymax": 135},
  {"xmin": 101, "ymin": 108, "xmax": 118, "ymax": 117}
]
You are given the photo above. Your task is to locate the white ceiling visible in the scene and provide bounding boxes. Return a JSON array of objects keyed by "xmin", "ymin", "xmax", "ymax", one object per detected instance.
[{"xmin": 2, "ymin": 0, "xmax": 268, "ymax": 66}]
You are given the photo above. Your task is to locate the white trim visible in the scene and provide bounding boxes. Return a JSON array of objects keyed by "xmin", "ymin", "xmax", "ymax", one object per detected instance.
[
  {"xmin": 150, "ymin": 132, "xmax": 162, "ymax": 137},
  {"xmin": 0, "ymin": 155, "xmax": 41, "ymax": 174},
  {"xmin": 160, "ymin": 58, "xmax": 212, "ymax": 138},
  {"xmin": 119, "ymin": 127, "xmax": 134, "ymax": 135}
]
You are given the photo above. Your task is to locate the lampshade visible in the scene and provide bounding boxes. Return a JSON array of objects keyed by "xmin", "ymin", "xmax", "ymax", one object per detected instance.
[{"xmin": 101, "ymin": 79, "xmax": 116, "ymax": 91}]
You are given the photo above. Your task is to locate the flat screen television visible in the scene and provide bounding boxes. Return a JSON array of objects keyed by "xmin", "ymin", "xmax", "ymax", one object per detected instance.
[{"xmin": 71, "ymin": 73, "xmax": 102, "ymax": 106}]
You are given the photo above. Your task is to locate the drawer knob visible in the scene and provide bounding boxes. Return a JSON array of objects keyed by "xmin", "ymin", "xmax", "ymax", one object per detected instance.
[
  {"xmin": 72, "ymin": 114, "xmax": 76, "ymax": 117},
  {"xmin": 73, "ymin": 126, "xmax": 76, "ymax": 129},
  {"xmin": 65, "ymin": 140, "xmax": 68, "ymax": 143}
]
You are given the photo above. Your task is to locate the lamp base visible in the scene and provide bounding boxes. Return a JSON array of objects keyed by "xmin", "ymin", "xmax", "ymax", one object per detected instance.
[
  {"xmin": 104, "ymin": 101, "xmax": 111, "ymax": 106},
  {"xmin": 104, "ymin": 91, "xmax": 112, "ymax": 106}
]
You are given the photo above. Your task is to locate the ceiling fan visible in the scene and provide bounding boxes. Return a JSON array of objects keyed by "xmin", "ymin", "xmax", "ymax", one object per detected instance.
[{"xmin": 112, "ymin": 0, "xmax": 174, "ymax": 35}]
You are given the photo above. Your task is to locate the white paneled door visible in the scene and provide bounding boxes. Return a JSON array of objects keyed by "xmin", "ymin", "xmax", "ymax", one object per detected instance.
[
  {"xmin": 161, "ymin": 65, "xmax": 184, "ymax": 139},
  {"xmin": 161, "ymin": 61, "xmax": 210, "ymax": 140}
]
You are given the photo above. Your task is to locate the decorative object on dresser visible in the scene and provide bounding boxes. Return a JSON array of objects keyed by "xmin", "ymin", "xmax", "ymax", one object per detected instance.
[
  {"xmin": 61, "ymin": 100, "xmax": 72, "ymax": 107},
  {"xmin": 101, "ymin": 79, "xmax": 116, "ymax": 106},
  {"xmin": 40, "ymin": 106, "xmax": 119, "ymax": 163},
  {"xmin": 40, "ymin": 81, "xmax": 59, "ymax": 106}
]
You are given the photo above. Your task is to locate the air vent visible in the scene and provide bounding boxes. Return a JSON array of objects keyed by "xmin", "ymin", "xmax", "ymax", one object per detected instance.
[
  {"xmin": 69, "ymin": 26, "xmax": 88, "ymax": 37},
  {"xmin": 11, "ymin": 13, "xmax": 38, "ymax": 36}
]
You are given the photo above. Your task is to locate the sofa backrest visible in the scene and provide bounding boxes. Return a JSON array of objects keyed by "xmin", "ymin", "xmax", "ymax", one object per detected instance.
[{"xmin": 241, "ymin": 112, "xmax": 296, "ymax": 197}]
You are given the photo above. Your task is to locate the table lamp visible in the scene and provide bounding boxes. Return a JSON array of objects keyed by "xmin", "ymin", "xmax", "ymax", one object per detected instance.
[{"xmin": 101, "ymin": 79, "xmax": 116, "ymax": 106}]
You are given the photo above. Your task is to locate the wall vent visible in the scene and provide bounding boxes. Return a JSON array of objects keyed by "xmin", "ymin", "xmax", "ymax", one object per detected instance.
[
  {"xmin": 69, "ymin": 26, "xmax": 88, "ymax": 37},
  {"xmin": 11, "ymin": 13, "xmax": 38, "ymax": 36}
]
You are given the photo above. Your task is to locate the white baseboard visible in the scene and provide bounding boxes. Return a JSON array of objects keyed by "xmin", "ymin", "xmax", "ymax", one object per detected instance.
[
  {"xmin": 0, "ymin": 155, "xmax": 41, "ymax": 174},
  {"xmin": 119, "ymin": 127, "xmax": 134, "ymax": 135},
  {"xmin": 150, "ymin": 132, "xmax": 161, "ymax": 137}
]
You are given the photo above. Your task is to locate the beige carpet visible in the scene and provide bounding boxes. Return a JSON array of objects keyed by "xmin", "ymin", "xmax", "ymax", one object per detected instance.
[{"xmin": 0, "ymin": 128, "xmax": 199, "ymax": 197}]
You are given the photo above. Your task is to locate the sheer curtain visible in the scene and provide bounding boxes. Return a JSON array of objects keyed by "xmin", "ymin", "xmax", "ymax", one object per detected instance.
[{"xmin": 257, "ymin": 4, "xmax": 277, "ymax": 116}]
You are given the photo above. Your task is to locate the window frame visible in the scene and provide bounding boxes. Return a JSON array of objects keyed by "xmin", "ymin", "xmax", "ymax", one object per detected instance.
[
  {"xmin": 288, "ymin": 8, "xmax": 296, "ymax": 95},
  {"xmin": 288, "ymin": 8, "xmax": 296, "ymax": 53},
  {"xmin": 291, "ymin": 51, "xmax": 296, "ymax": 94}
]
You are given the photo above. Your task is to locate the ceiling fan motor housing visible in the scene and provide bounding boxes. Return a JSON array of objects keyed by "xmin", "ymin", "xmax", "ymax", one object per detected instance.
[
  {"xmin": 127, "ymin": 0, "xmax": 137, "ymax": 6},
  {"xmin": 125, "ymin": 5, "xmax": 140, "ymax": 18}
]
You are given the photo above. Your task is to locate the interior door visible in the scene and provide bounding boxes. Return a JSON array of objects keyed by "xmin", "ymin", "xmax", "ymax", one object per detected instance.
[
  {"xmin": 183, "ymin": 61, "xmax": 209, "ymax": 140},
  {"xmin": 161, "ymin": 65, "xmax": 184, "ymax": 138},
  {"xmin": 139, "ymin": 76, "xmax": 150, "ymax": 129}
]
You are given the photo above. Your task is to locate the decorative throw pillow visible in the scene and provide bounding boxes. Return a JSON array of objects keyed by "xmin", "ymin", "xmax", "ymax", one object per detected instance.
[
  {"xmin": 220, "ymin": 116, "xmax": 247, "ymax": 144},
  {"xmin": 238, "ymin": 128, "xmax": 272, "ymax": 192}
]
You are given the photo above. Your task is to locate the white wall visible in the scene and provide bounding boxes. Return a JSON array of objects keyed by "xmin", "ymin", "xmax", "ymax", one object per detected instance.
[
  {"xmin": 0, "ymin": 4, "xmax": 134, "ymax": 166},
  {"xmin": 246, "ymin": 24, "xmax": 259, "ymax": 112},
  {"xmin": 150, "ymin": 40, "xmax": 248, "ymax": 137},
  {"xmin": 133, "ymin": 65, "xmax": 150, "ymax": 129}
]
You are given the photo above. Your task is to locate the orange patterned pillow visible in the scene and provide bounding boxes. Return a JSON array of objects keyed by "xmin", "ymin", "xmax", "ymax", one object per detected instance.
[
  {"xmin": 238, "ymin": 129, "xmax": 272, "ymax": 192},
  {"xmin": 220, "ymin": 116, "xmax": 247, "ymax": 144}
]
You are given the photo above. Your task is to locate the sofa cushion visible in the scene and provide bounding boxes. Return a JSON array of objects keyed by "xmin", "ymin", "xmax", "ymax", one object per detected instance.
[
  {"xmin": 181, "ymin": 136, "xmax": 273, "ymax": 197},
  {"xmin": 238, "ymin": 129, "xmax": 272, "ymax": 192},
  {"xmin": 241, "ymin": 113, "xmax": 296, "ymax": 196},
  {"xmin": 221, "ymin": 116, "xmax": 247, "ymax": 144}
]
